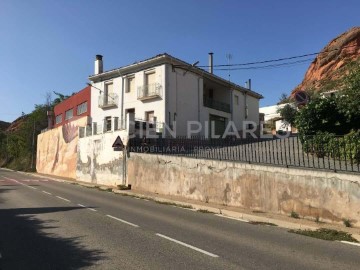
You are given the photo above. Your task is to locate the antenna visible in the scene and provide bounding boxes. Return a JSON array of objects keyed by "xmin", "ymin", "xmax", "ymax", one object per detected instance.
[{"xmin": 226, "ymin": 53, "xmax": 232, "ymax": 82}]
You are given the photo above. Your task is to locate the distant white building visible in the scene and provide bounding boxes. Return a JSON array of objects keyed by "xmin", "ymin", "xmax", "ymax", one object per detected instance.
[
  {"xmin": 260, "ymin": 103, "xmax": 296, "ymax": 132},
  {"xmin": 87, "ymin": 53, "xmax": 263, "ymax": 137}
]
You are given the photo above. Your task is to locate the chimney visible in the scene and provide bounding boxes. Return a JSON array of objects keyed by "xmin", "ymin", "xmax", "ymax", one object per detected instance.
[
  {"xmin": 95, "ymin": 55, "xmax": 103, "ymax": 75},
  {"xmin": 208, "ymin": 52, "xmax": 213, "ymax": 74},
  {"xmin": 245, "ymin": 79, "xmax": 251, "ymax": 90}
]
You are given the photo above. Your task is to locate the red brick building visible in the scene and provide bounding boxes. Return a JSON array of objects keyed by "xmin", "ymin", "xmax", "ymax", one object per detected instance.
[{"xmin": 53, "ymin": 86, "xmax": 91, "ymax": 128}]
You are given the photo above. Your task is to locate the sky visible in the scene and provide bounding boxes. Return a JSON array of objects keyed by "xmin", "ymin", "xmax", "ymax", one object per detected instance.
[{"xmin": 0, "ymin": 0, "xmax": 359, "ymax": 122}]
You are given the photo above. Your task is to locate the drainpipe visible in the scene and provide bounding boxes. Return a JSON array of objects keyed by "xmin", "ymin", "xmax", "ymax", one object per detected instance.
[
  {"xmin": 197, "ymin": 77, "xmax": 201, "ymax": 122},
  {"xmin": 120, "ymin": 73, "xmax": 124, "ymax": 124},
  {"xmin": 164, "ymin": 64, "xmax": 168, "ymax": 137}
]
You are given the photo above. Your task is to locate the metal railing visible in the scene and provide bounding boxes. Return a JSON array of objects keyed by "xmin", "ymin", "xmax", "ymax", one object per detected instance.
[
  {"xmin": 203, "ymin": 97, "xmax": 231, "ymax": 113},
  {"xmin": 98, "ymin": 93, "xmax": 118, "ymax": 108},
  {"xmin": 114, "ymin": 117, "xmax": 127, "ymax": 131},
  {"xmin": 132, "ymin": 118, "xmax": 164, "ymax": 133},
  {"xmin": 137, "ymin": 83, "xmax": 162, "ymax": 100},
  {"xmin": 79, "ymin": 125, "xmax": 93, "ymax": 138},
  {"xmin": 128, "ymin": 135, "xmax": 360, "ymax": 173}
]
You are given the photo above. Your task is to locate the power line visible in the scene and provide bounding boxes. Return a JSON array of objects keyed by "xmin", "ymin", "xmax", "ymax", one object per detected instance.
[
  {"xmin": 213, "ymin": 58, "xmax": 313, "ymax": 71},
  {"xmin": 197, "ymin": 43, "xmax": 359, "ymax": 68}
]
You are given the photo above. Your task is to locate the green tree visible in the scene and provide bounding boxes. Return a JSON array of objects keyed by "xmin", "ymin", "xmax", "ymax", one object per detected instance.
[
  {"xmin": 277, "ymin": 104, "xmax": 298, "ymax": 127},
  {"xmin": 278, "ymin": 93, "xmax": 290, "ymax": 104},
  {"xmin": 337, "ymin": 62, "xmax": 360, "ymax": 130},
  {"xmin": 295, "ymin": 96, "xmax": 348, "ymax": 136}
]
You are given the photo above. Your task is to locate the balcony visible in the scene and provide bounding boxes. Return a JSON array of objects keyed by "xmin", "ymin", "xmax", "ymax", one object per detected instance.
[
  {"xmin": 203, "ymin": 97, "xmax": 231, "ymax": 113},
  {"xmin": 98, "ymin": 93, "xmax": 118, "ymax": 108},
  {"xmin": 137, "ymin": 83, "xmax": 162, "ymax": 101}
]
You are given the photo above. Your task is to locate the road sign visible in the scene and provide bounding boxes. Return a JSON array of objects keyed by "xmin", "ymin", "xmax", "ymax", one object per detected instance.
[
  {"xmin": 294, "ymin": 90, "xmax": 309, "ymax": 106},
  {"xmin": 112, "ymin": 136, "xmax": 124, "ymax": 151}
]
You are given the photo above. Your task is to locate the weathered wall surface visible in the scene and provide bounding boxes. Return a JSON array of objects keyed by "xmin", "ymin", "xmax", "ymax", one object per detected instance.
[
  {"xmin": 77, "ymin": 131, "xmax": 128, "ymax": 186},
  {"xmin": 128, "ymin": 153, "xmax": 360, "ymax": 226},
  {"xmin": 36, "ymin": 117, "xmax": 88, "ymax": 178}
]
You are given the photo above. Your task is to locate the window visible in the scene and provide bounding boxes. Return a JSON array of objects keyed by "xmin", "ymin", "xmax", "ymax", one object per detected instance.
[
  {"xmin": 55, "ymin": 114, "xmax": 62, "ymax": 124},
  {"xmin": 65, "ymin": 109, "xmax": 73, "ymax": 120},
  {"xmin": 145, "ymin": 111, "xmax": 155, "ymax": 122},
  {"xmin": 126, "ymin": 76, "xmax": 135, "ymax": 93},
  {"xmin": 105, "ymin": 116, "xmax": 112, "ymax": 132},
  {"xmin": 234, "ymin": 95, "xmax": 239, "ymax": 105},
  {"xmin": 77, "ymin": 102, "xmax": 87, "ymax": 115},
  {"xmin": 104, "ymin": 83, "xmax": 113, "ymax": 105},
  {"xmin": 145, "ymin": 72, "xmax": 156, "ymax": 86},
  {"xmin": 105, "ymin": 83, "xmax": 113, "ymax": 96}
]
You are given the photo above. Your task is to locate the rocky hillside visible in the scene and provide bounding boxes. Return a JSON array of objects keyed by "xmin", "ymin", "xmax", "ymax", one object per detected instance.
[
  {"xmin": 0, "ymin": 121, "xmax": 10, "ymax": 132},
  {"xmin": 292, "ymin": 27, "xmax": 360, "ymax": 94},
  {"xmin": 5, "ymin": 115, "xmax": 28, "ymax": 133}
]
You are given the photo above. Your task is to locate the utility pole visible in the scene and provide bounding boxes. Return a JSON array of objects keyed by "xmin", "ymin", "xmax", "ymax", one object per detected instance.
[{"xmin": 30, "ymin": 119, "xmax": 35, "ymax": 170}]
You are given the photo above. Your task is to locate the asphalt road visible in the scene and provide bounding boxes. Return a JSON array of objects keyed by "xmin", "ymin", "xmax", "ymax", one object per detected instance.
[{"xmin": 1, "ymin": 169, "xmax": 359, "ymax": 269}]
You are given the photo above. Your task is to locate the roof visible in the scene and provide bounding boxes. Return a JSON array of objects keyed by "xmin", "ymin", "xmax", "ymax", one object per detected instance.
[{"xmin": 88, "ymin": 53, "xmax": 263, "ymax": 99}]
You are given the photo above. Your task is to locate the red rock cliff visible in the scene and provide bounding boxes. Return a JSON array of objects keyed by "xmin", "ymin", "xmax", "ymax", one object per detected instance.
[{"xmin": 292, "ymin": 27, "xmax": 360, "ymax": 94}]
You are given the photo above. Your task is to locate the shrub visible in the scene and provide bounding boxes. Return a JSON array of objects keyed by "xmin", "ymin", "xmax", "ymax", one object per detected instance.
[{"xmin": 301, "ymin": 131, "xmax": 360, "ymax": 163}]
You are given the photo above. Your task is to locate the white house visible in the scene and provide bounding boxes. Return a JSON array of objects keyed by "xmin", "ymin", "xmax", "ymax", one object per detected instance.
[
  {"xmin": 87, "ymin": 53, "xmax": 263, "ymax": 137},
  {"xmin": 259, "ymin": 103, "xmax": 296, "ymax": 132}
]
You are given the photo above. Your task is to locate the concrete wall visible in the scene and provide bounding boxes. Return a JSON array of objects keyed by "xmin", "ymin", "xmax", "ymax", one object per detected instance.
[
  {"xmin": 127, "ymin": 153, "xmax": 360, "ymax": 227},
  {"xmin": 77, "ymin": 130, "xmax": 128, "ymax": 186},
  {"xmin": 36, "ymin": 116, "xmax": 88, "ymax": 178}
]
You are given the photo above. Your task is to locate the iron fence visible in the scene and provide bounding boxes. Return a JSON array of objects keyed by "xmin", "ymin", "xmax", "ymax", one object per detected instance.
[{"xmin": 128, "ymin": 135, "xmax": 360, "ymax": 173}]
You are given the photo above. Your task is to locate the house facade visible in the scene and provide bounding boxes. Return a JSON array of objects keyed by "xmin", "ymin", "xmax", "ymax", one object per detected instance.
[
  {"xmin": 37, "ymin": 53, "xmax": 263, "ymax": 184},
  {"xmin": 87, "ymin": 53, "xmax": 263, "ymax": 138},
  {"xmin": 53, "ymin": 85, "xmax": 91, "ymax": 128}
]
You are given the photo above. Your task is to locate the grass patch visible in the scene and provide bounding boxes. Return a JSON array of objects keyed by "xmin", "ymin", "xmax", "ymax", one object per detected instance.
[
  {"xmin": 290, "ymin": 211, "xmax": 300, "ymax": 219},
  {"xmin": 289, "ymin": 228, "xmax": 358, "ymax": 243},
  {"xmin": 117, "ymin": 184, "xmax": 131, "ymax": 190},
  {"xmin": 343, "ymin": 219, "xmax": 352, "ymax": 228},
  {"xmin": 252, "ymin": 210, "xmax": 266, "ymax": 214},
  {"xmin": 197, "ymin": 209, "xmax": 215, "ymax": 214},
  {"xmin": 249, "ymin": 221, "xmax": 277, "ymax": 226}
]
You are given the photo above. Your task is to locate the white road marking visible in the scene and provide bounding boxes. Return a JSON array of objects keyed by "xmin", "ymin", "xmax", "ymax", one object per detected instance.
[
  {"xmin": 134, "ymin": 197, "xmax": 141, "ymax": 200},
  {"xmin": 56, "ymin": 196, "xmax": 70, "ymax": 202},
  {"xmin": 27, "ymin": 186, "xmax": 37, "ymax": 190},
  {"xmin": 106, "ymin": 215, "xmax": 139, "ymax": 228},
  {"xmin": 88, "ymin": 208, "xmax": 97, "ymax": 212},
  {"xmin": 156, "ymin": 233, "xmax": 219, "ymax": 258},
  {"xmin": 78, "ymin": 204, "xmax": 86, "ymax": 207},
  {"xmin": 42, "ymin": 191, "xmax": 52, "ymax": 195},
  {"xmin": 214, "ymin": 214, "xmax": 249, "ymax": 223},
  {"xmin": 340, "ymin": 241, "xmax": 360, "ymax": 247},
  {"xmin": 143, "ymin": 199, "xmax": 150, "ymax": 201}
]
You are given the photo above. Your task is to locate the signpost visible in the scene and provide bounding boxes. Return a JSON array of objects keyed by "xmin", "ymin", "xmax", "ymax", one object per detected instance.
[
  {"xmin": 112, "ymin": 135, "xmax": 127, "ymax": 186},
  {"xmin": 112, "ymin": 136, "xmax": 124, "ymax": 151},
  {"xmin": 294, "ymin": 90, "xmax": 309, "ymax": 106}
]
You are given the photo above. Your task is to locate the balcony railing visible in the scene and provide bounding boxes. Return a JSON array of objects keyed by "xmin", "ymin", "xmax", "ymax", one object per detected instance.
[
  {"xmin": 203, "ymin": 97, "xmax": 231, "ymax": 113},
  {"xmin": 114, "ymin": 117, "xmax": 127, "ymax": 131},
  {"xmin": 98, "ymin": 93, "xmax": 118, "ymax": 108},
  {"xmin": 137, "ymin": 83, "xmax": 162, "ymax": 100}
]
